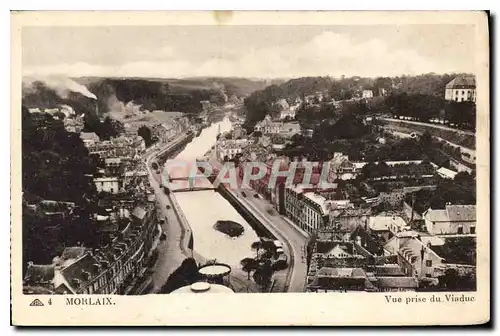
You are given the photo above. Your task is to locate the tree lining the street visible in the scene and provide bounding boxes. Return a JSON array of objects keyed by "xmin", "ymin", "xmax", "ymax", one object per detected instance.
[
  {"xmin": 138, "ymin": 125, "xmax": 156, "ymax": 147},
  {"xmin": 159, "ymin": 257, "xmax": 200, "ymax": 293}
]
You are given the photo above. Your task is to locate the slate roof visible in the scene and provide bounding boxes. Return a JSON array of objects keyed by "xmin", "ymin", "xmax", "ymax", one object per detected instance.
[
  {"xmin": 131, "ymin": 206, "xmax": 147, "ymax": 221},
  {"xmin": 368, "ymin": 216, "xmax": 407, "ymax": 232},
  {"xmin": 437, "ymin": 167, "xmax": 458, "ymax": 179},
  {"xmin": 317, "ymin": 267, "xmax": 367, "ymax": 278},
  {"xmin": 376, "ymin": 276, "xmax": 418, "ymax": 288},
  {"xmin": 446, "ymin": 205, "xmax": 476, "ymax": 222},
  {"xmin": 281, "ymin": 122, "xmax": 301, "ymax": 133},
  {"xmin": 80, "ymin": 132, "xmax": 100, "ymax": 141},
  {"xmin": 24, "ymin": 264, "xmax": 55, "ymax": 284},
  {"xmin": 424, "ymin": 209, "xmax": 449, "ymax": 222},
  {"xmin": 424, "ymin": 205, "xmax": 476, "ymax": 223},
  {"xmin": 330, "ymin": 208, "xmax": 371, "ymax": 218},
  {"xmin": 61, "ymin": 247, "xmax": 89, "ymax": 261},
  {"xmin": 445, "ymin": 76, "xmax": 476, "ymax": 89},
  {"xmin": 58, "ymin": 253, "xmax": 99, "ymax": 293},
  {"xmin": 374, "ymin": 264, "xmax": 406, "ymax": 276}
]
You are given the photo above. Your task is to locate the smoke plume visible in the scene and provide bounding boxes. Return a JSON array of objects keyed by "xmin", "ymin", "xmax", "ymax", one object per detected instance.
[{"xmin": 23, "ymin": 75, "xmax": 97, "ymax": 100}]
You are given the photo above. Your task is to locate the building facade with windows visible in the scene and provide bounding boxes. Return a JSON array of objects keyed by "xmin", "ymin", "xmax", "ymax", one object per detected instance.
[
  {"xmin": 94, "ymin": 177, "xmax": 121, "ymax": 194},
  {"xmin": 444, "ymin": 76, "xmax": 476, "ymax": 102},
  {"xmin": 23, "ymin": 204, "xmax": 157, "ymax": 295},
  {"xmin": 422, "ymin": 205, "xmax": 476, "ymax": 235},
  {"xmin": 362, "ymin": 90, "xmax": 374, "ymax": 99},
  {"xmin": 284, "ymin": 187, "xmax": 333, "ymax": 233},
  {"xmin": 254, "ymin": 115, "xmax": 283, "ymax": 134},
  {"xmin": 384, "ymin": 232, "xmax": 445, "ymax": 280}
]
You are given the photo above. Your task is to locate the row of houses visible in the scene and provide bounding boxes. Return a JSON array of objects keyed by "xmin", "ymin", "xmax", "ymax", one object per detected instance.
[
  {"xmin": 151, "ymin": 116, "xmax": 190, "ymax": 143},
  {"xmin": 305, "ymin": 211, "xmax": 476, "ymax": 292},
  {"xmin": 234, "ymin": 150, "xmax": 475, "ymax": 238},
  {"xmin": 253, "ymin": 115, "xmax": 302, "ymax": 136},
  {"xmin": 80, "ymin": 132, "xmax": 146, "ymax": 160},
  {"xmin": 78, "ymin": 131, "xmax": 153, "ymax": 195},
  {"xmin": 28, "ymin": 105, "xmax": 76, "ymax": 118},
  {"xmin": 23, "ymin": 202, "xmax": 158, "ymax": 295}
]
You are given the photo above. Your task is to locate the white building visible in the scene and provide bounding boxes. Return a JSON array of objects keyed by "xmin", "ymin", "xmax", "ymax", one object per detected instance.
[
  {"xmin": 94, "ymin": 177, "xmax": 121, "ymax": 194},
  {"xmin": 436, "ymin": 167, "xmax": 458, "ymax": 180},
  {"xmin": 384, "ymin": 232, "xmax": 445, "ymax": 280},
  {"xmin": 368, "ymin": 216, "xmax": 410, "ymax": 242},
  {"xmin": 362, "ymin": 90, "xmax": 374, "ymax": 99},
  {"xmin": 216, "ymin": 139, "xmax": 249, "ymax": 161},
  {"xmin": 254, "ymin": 115, "xmax": 283, "ymax": 134},
  {"xmin": 280, "ymin": 122, "xmax": 302, "ymax": 138},
  {"xmin": 444, "ymin": 76, "xmax": 476, "ymax": 102},
  {"xmin": 104, "ymin": 158, "xmax": 122, "ymax": 170},
  {"xmin": 423, "ymin": 205, "xmax": 476, "ymax": 235},
  {"xmin": 284, "ymin": 187, "xmax": 338, "ymax": 233},
  {"xmin": 276, "ymin": 98, "xmax": 300, "ymax": 120},
  {"xmin": 80, "ymin": 132, "xmax": 100, "ymax": 147}
]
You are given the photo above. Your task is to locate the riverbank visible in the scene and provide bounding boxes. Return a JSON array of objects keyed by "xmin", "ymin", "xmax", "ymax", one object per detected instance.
[
  {"xmin": 150, "ymin": 118, "xmax": 263, "ymax": 293},
  {"xmin": 171, "ymin": 189, "xmax": 262, "ymax": 293},
  {"xmin": 191, "ymin": 250, "xmax": 261, "ymax": 293}
]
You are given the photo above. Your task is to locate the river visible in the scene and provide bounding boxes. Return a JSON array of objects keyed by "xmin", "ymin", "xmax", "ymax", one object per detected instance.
[{"xmin": 172, "ymin": 117, "xmax": 261, "ymax": 267}]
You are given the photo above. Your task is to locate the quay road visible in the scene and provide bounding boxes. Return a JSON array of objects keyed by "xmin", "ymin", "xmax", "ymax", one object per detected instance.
[
  {"xmin": 380, "ymin": 117, "xmax": 475, "ymax": 136},
  {"xmin": 208, "ymin": 154, "xmax": 309, "ymax": 293},
  {"xmin": 382, "ymin": 122, "xmax": 476, "ymax": 158},
  {"xmin": 144, "ymin": 135, "xmax": 193, "ymax": 293}
]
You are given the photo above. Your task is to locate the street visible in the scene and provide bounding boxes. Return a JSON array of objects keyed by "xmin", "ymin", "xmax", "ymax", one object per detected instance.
[
  {"xmin": 235, "ymin": 190, "xmax": 309, "ymax": 292},
  {"xmin": 145, "ymin": 141, "xmax": 190, "ymax": 293},
  {"xmin": 380, "ymin": 117, "xmax": 475, "ymax": 136}
]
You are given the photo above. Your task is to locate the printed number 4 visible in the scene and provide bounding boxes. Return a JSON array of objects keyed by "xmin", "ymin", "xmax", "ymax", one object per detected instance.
[{"xmin": 48, "ymin": 298, "xmax": 52, "ymax": 305}]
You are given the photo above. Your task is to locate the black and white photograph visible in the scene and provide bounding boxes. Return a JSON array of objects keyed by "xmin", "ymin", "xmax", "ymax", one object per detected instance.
[{"xmin": 11, "ymin": 10, "xmax": 489, "ymax": 326}]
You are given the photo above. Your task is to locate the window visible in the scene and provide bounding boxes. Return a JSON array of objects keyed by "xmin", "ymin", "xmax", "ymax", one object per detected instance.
[
  {"xmin": 470, "ymin": 226, "xmax": 476, "ymax": 234},
  {"xmin": 457, "ymin": 226, "xmax": 464, "ymax": 234},
  {"xmin": 455, "ymin": 97, "xmax": 458, "ymax": 102},
  {"xmin": 425, "ymin": 260, "xmax": 432, "ymax": 267},
  {"xmin": 456, "ymin": 90, "xmax": 459, "ymax": 95},
  {"xmin": 425, "ymin": 273, "xmax": 432, "ymax": 278},
  {"xmin": 461, "ymin": 98, "xmax": 465, "ymax": 102},
  {"xmin": 462, "ymin": 91, "xmax": 465, "ymax": 95}
]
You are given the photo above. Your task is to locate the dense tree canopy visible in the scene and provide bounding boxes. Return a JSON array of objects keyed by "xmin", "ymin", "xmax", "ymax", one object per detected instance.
[
  {"xmin": 244, "ymin": 73, "xmax": 474, "ymax": 130},
  {"xmin": 160, "ymin": 258, "xmax": 200, "ymax": 293},
  {"xmin": 83, "ymin": 115, "xmax": 124, "ymax": 140},
  {"xmin": 138, "ymin": 125, "xmax": 155, "ymax": 147},
  {"xmin": 22, "ymin": 106, "xmax": 100, "ymax": 270},
  {"xmin": 405, "ymin": 172, "xmax": 476, "ymax": 212},
  {"xmin": 22, "ymin": 106, "xmax": 97, "ymax": 202}
]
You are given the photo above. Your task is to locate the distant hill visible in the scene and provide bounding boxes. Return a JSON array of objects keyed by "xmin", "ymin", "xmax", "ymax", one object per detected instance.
[
  {"xmin": 22, "ymin": 76, "xmax": 277, "ymax": 118},
  {"xmin": 180, "ymin": 77, "xmax": 285, "ymax": 97},
  {"xmin": 243, "ymin": 73, "xmax": 474, "ymax": 125},
  {"xmin": 76, "ymin": 76, "xmax": 276, "ymax": 97}
]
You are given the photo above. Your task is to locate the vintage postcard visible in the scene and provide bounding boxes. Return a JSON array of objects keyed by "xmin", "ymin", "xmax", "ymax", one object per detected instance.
[{"xmin": 11, "ymin": 11, "xmax": 490, "ymax": 326}]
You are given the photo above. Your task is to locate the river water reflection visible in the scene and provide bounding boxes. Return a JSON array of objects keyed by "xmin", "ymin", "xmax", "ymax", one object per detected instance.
[{"xmin": 172, "ymin": 117, "xmax": 260, "ymax": 267}]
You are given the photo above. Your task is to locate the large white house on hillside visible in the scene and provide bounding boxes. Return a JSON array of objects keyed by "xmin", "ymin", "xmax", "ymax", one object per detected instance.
[{"xmin": 444, "ymin": 76, "xmax": 476, "ymax": 102}]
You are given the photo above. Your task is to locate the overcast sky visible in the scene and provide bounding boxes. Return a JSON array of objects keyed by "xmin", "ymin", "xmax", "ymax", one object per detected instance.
[{"xmin": 22, "ymin": 25, "xmax": 475, "ymax": 79}]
